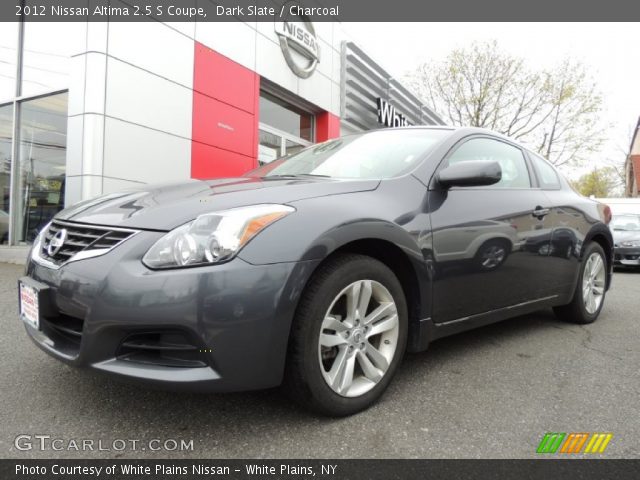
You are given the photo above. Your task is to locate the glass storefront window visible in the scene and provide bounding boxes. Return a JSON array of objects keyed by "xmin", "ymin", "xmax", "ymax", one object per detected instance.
[
  {"xmin": 21, "ymin": 23, "xmax": 83, "ymax": 98},
  {"xmin": 0, "ymin": 23, "xmax": 73, "ymax": 246},
  {"xmin": 0, "ymin": 104, "xmax": 13, "ymax": 244},
  {"xmin": 258, "ymin": 129, "xmax": 282, "ymax": 165},
  {"xmin": 259, "ymin": 92, "xmax": 313, "ymax": 141},
  {"xmin": 16, "ymin": 93, "xmax": 68, "ymax": 244},
  {"xmin": 284, "ymin": 138, "xmax": 307, "ymax": 157},
  {"xmin": 0, "ymin": 22, "xmax": 18, "ymax": 103},
  {"xmin": 258, "ymin": 127, "xmax": 313, "ymax": 167}
]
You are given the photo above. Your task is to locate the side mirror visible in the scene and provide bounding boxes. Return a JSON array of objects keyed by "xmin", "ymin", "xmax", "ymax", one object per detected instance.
[{"xmin": 437, "ymin": 160, "xmax": 502, "ymax": 188}]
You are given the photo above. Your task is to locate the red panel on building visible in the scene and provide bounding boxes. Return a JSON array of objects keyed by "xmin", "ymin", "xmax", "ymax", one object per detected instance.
[
  {"xmin": 191, "ymin": 42, "xmax": 259, "ymax": 179},
  {"xmin": 316, "ymin": 111, "xmax": 340, "ymax": 142},
  {"xmin": 193, "ymin": 43, "xmax": 257, "ymax": 114},
  {"xmin": 192, "ymin": 92, "xmax": 256, "ymax": 157},
  {"xmin": 191, "ymin": 142, "xmax": 255, "ymax": 179}
]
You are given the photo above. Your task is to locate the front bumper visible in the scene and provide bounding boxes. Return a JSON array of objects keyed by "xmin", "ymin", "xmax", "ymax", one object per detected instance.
[
  {"xmin": 22, "ymin": 230, "xmax": 320, "ymax": 392},
  {"xmin": 614, "ymin": 246, "xmax": 640, "ymax": 266}
]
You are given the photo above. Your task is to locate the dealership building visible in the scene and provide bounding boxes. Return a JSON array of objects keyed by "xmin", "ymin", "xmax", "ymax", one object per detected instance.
[{"xmin": 0, "ymin": 19, "xmax": 442, "ymax": 259}]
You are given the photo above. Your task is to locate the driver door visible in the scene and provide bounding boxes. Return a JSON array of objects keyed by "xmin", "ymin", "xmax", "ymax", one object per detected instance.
[{"xmin": 429, "ymin": 136, "xmax": 554, "ymax": 323}]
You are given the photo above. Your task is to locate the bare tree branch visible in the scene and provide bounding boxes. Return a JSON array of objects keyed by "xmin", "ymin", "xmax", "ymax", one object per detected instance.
[{"xmin": 405, "ymin": 41, "xmax": 606, "ymax": 167}]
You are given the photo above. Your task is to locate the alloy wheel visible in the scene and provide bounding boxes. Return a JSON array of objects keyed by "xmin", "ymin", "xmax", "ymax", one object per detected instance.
[
  {"xmin": 318, "ymin": 280, "xmax": 399, "ymax": 397},
  {"xmin": 582, "ymin": 252, "xmax": 606, "ymax": 314},
  {"xmin": 480, "ymin": 245, "xmax": 506, "ymax": 269}
]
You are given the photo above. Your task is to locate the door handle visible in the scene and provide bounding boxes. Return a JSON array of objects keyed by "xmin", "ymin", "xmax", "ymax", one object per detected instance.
[{"xmin": 532, "ymin": 206, "xmax": 550, "ymax": 218}]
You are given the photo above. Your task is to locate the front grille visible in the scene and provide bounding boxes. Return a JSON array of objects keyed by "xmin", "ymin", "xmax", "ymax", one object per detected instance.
[
  {"xmin": 41, "ymin": 220, "xmax": 137, "ymax": 266},
  {"xmin": 117, "ymin": 331, "xmax": 207, "ymax": 368}
]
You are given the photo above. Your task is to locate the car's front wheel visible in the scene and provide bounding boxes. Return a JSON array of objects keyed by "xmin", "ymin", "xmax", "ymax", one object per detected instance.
[
  {"xmin": 553, "ymin": 241, "xmax": 607, "ymax": 324},
  {"xmin": 285, "ymin": 253, "xmax": 408, "ymax": 416}
]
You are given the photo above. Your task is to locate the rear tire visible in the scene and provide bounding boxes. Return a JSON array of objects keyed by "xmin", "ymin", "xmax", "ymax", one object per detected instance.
[
  {"xmin": 553, "ymin": 242, "xmax": 607, "ymax": 324},
  {"xmin": 284, "ymin": 253, "xmax": 408, "ymax": 416}
]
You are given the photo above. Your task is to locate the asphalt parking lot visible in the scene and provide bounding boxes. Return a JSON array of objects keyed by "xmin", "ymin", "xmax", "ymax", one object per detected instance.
[{"xmin": 1, "ymin": 262, "xmax": 638, "ymax": 459}]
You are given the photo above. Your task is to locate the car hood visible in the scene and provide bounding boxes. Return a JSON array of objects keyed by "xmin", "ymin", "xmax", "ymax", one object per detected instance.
[
  {"xmin": 56, "ymin": 177, "xmax": 380, "ymax": 230},
  {"xmin": 612, "ymin": 229, "xmax": 640, "ymax": 244}
]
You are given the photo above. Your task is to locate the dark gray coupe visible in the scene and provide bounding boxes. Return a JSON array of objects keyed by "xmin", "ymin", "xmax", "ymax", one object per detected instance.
[{"xmin": 19, "ymin": 127, "xmax": 613, "ymax": 416}]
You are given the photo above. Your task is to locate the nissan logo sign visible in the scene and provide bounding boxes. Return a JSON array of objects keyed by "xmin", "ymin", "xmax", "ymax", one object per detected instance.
[
  {"xmin": 275, "ymin": 7, "xmax": 320, "ymax": 79},
  {"xmin": 47, "ymin": 228, "xmax": 67, "ymax": 257}
]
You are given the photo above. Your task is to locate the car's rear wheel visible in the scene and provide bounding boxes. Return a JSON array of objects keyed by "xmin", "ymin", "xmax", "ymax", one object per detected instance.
[
  {"xmin": 284, "ymin": 253, "xmax": 408, "ymax": 416},
  {"xmin": 553, "ymin": 241, "xmax": 607, "ymax": 324}
]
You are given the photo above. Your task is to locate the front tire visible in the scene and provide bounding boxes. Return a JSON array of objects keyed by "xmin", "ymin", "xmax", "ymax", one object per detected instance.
[
  {"xmin": 284, "ymin": 253, "xmax": 408, "ymax": 416},
  {"xmin": 553, "ymin": 241, "xmax": 607, "ymax": 324}
]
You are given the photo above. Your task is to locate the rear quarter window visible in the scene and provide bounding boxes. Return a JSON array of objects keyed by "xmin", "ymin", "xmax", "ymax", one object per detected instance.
[{"xmin": 530, "ymin": 153, "xmax": 561, "ymax": 189}]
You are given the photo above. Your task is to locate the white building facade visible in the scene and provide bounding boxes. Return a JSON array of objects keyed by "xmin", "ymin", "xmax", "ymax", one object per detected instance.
[{"xmin": 0, "ymin": 19, "xmax": 442, "ymax": 257}]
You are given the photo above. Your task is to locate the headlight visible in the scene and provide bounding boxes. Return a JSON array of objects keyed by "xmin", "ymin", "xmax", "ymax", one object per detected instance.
[
  {"xmin": 620, "ymin": 240, "xmax": 640, "ymax": 248},
  {"xmin": 142, "ymin": 204, "xmax": 295, "ymax": 269}
]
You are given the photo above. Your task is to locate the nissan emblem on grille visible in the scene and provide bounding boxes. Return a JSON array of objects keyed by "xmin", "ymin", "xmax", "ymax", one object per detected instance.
[
  {"xmin": 47, "ymin": 229, "xmax": 68, "ymax": 257},
  {"xmin": 35, "ymin": 220, "xmax": 139, "ymax": 268}
]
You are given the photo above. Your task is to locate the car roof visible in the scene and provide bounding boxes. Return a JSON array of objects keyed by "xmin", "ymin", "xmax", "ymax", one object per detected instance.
[
  {"xmin": 378, "ymin": 125, "xmax": 547, "ymax": 155},
  {"xmin": 388, "ymin": 125, "xmax": 513, "ymax": 138}
]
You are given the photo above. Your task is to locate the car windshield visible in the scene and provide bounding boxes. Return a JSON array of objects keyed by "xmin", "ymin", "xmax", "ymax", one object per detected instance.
[
  {"xmin": 610, "ymin": 214, "xmax": 640, "ymax": 231},
  {"xmin": 248, "ymin": 129, "xmax": 450, "ymax": 180}
]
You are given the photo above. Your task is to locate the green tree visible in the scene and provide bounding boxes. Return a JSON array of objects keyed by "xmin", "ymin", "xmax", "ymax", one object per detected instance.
[
  {"xmin": 571, "ymin": 167, "xmax": 619, "ymax": 197},
  {"xmin": 406, "ymin": 41, "xmax": 605, "ymax": 167}
]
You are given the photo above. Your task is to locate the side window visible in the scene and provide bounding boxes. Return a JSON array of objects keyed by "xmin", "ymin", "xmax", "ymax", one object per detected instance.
[
  {"xmin": 447, "ymin": 138, "xmax": 531, "ymax": 188},
  {"xmin": 530, "ymin": 153, "xmax": 561, "ymax": 189}
]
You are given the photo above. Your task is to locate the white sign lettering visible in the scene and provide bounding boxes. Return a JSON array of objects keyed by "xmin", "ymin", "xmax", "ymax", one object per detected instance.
[{"xmin": 377, "ymin": 98, "xmax": 412, "ymax": 127}]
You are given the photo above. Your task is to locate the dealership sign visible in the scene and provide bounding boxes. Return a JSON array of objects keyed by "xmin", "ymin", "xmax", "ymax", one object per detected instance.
[
  {"xmin": 377, "ymin": 98, "xmax": 412, "ymax": 127},
  {"xmin": 275, "ymin": 17, "xmax": 320, "ymax": 78}
]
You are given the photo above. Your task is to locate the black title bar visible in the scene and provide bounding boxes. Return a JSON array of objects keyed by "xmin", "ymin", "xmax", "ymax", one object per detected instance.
[
  {"xmin": 2, "ymin": 0, "xmax": 640, "ymax": 22},
  {"xmin": 3, "ymin": 459, "xmax": 640, "ymax": 480}
]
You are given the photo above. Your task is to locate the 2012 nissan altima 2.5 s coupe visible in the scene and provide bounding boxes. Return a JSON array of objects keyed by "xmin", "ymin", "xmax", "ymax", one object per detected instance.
[{"xmin": 19, "ymin": 127, "xmax": 613, "ymax": 416}]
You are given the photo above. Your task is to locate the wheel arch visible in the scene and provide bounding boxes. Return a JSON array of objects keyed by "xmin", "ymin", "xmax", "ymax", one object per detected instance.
[
  {"xmin": 333, "ymin": 238, "xmax": 424, "ymax": 325},
  {"xmin": 288, "ymin": 236, "xmax": 431, "ymax": 358},
  {"xmin": 472, "ymin": 235, "xmax": 514, "ymax": 257}
]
